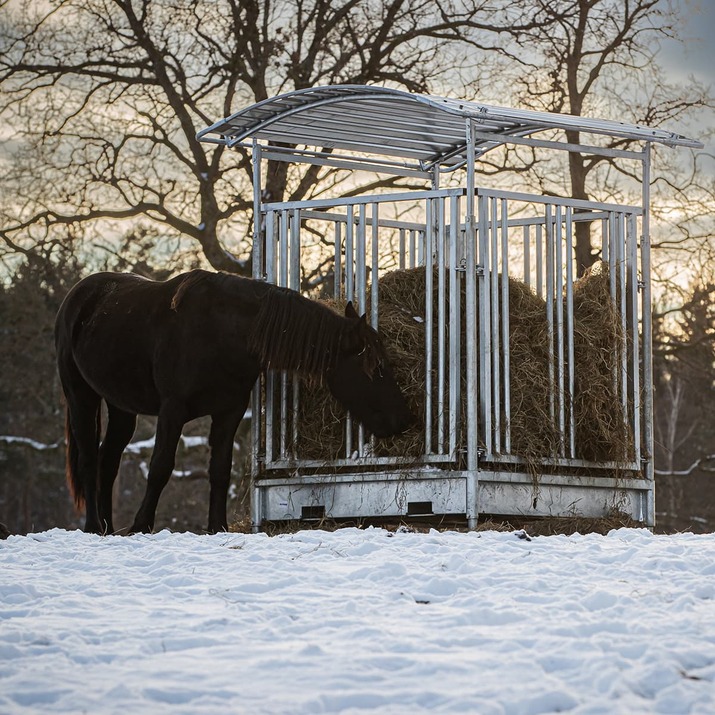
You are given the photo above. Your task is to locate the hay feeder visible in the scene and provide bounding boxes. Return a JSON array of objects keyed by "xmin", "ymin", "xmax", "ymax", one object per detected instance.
[{"xmin": 199, "ymin": 86, "xmax": 701, "ymax": 530}]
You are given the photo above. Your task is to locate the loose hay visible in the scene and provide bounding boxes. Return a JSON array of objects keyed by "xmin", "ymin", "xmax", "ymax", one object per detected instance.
[
  {"xmin": 288, "ymin": 262, "xmax": 633, "ymax": 469},
  {"xmin": 572, "ymin": 262, "xmax": 634, "ymax": 463}
]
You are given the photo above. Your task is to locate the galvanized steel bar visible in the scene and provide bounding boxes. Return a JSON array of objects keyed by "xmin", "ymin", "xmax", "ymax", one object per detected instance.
[
  {"xmin": 555, "ymin": 205, "xmax": 565, "ymax": 455},
  {"xmin": 641, "ymin": 144, "xmax": 655, "ymax": 525},
  {"xmin": 279, "ymin": 210, "xmax": 289, "ymax": 287},
  {"xmin": 250, "ymin": 140, "xmax": 263, "ymax": 530},
  {"xmin": 448, "ymin": 195, "xmax": 461, "ymax": 459},
  {"xmin": 627, "ymin": 212, "xmax": 641, "ymax": 462},
  {"xmin": 424, "ymin": 198, "xmax": 434, "ymax": 455},
  {"xmin": 501, "ymin": 199, "xmax": 511, "ymax": 454},
  {"xmin": 399, "ymin": 228, "xmax": 406, "ymax": 269},
  {"xmin": 252, "ymin": 140, "xmax": 263, "ymax": 279},
  {"xmin": 334, "ymin": 221, "xmax": 342, "ymax": 299},
  {"xmin": 372, "ymin": 202, "xmax": 380, "ymax": 326},
  {"xmin": 345, "ymin": 205, "xmax": 354, "ymax": 302},
  {"xmin": 409, "ymin": 229, "xmax": 416, "ymax": 268},
  {"xmin": 437, "ymin": 196, "xmax": 447, "ymax": 452},
  {"xmin": 601, "ymin": 218, "xmax": 609, "ymax": 264},
  {"xmin": 523, "ymin": 225, "xmax": 531, "ymax": 288},
  {"xmin": 357, "ymin": 204, "xmax": 367, "ymax": 314},
  {"xmin": 478, "ymin": 192, "xmax": 492, "ymax": 455},
  {"xmin": 490, "ymin": 197, "xmax": 501, "ymax": 454},
  {"xmin": 618, "ymin": 213, "xmax": 628, "ymax": 420},
  {"xmin": 465, "ymin": 119, "xmax": 479, "ymax": 529},
  {"xmin": 290, "ymin": 210, "xmax": 301, "ymax": 459},
  {"xmin": 536, "ymin": 224, "xmax": 543, "ymax": 299},
  {"xmin": 545, "ymin": 205, "xmax": 555, "ymax": 429},
  {"xmin": 565, "ymin": 207, "xmax": 576, "ymax": 458}
]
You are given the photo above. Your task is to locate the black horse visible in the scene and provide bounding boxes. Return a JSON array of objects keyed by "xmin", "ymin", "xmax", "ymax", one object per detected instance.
[{"xmin": 55, "ymin": 270, "xmax": 412, "ymax": 535}]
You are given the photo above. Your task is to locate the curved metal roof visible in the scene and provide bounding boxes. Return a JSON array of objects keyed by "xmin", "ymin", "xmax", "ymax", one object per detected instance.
[{"xmin": 197, "ymin": 85, "xmax": 702, "ymax": 170}]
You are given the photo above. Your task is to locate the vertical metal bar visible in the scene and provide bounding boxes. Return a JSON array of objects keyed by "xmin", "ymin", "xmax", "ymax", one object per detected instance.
[
  {"xmin": 617, "ymin": 213, "xmax": 628, "ymax": 422},
  {"xmin": 565, "ymin": 207, "xmax": 576, "ymax": 459},
  {"xmin": 251, "ymin": 139, "xmax": 263, "ymax": 279},
  {"xmin": 609, "ymin": 212, "xmax": 617, "ymax": 299},
  {"xmin": 250, "ymin": 140, "xmax": 263, "ymax": 531},
  {"xmin": 449, "ymin": 195, "xmax": 460, "ymax": 459},
  {"xmin": 345, "ymin": 205, "xmax": 354, "ymax": 302},
  {"xmin": 501, "ymin": 198, "xmax": 511, "ymax": 454},
  {"xmin": 490, "ymin": 197, "xmax": 500, "ymax": 454},
  {"xmin": 608, "ymin": 211, "xmax": 618, "ymax": 402},
  {"xmin": 344, "ymin": 206, "xmax": 354, "ymax": 458},
  {"xmin": 523, "ymin": 225, "xmax": 531, "ymax": 289},
  {"xmin": 641, "ymin": 144, "xmax": 655, "ymax": 526},
  {"xmin": 399, "ymin": 228, "xmax": 406, "ymax": 270},
  {"xmin": 334, "ymin": 221, "xmax": 342, "ymax": 299},
  {"xmin": 555, "ymin": 205, "xmax": 565, "ymax": 456},
  {"xmin": 535, "ymin": 224, "xmax": 543, "ymax": 299},
  {"xmin": 601, "ymin": 218, "xmax": 609, "ymax": 264},
  {"xmin": 627, "ymin": 212, "xmax": 641, "ymax": 463},
  {"xmin": 263, "ymin": 209, "xmax": 276, "ymax": 469},
  {"xmin": 424, "ymin": 198, "xmax": 434, "ymax": 455},
  {"xmin": 279, "ymin": 210, "xmax": 289, "ymax": 288},
  {"xmin": 372, "ymin": 202, "xmax": 380, "ymax": 327},
  {"xmin": 356, "ymin": 204, "xmax": 368, "ymax": 453},
  {"xmin": 290, "ymin": 209, "xmax": 300, "ymax": 459},
  {"xmin": 545, "ymin": 205, "xmax": 555, "ymax": 430},
  {"xmin": 265, "ymin": 211, "xmax": 276, "ymax": 283},
  {"xmin": 357, "ymin": 204, "xmax": 367, "ymax": 314},
  {"xmin": 478, "ymin": 193, "xmax": 492, "ymax": 456},
  {"xmin": 465, "ymin": 119, "xmax": 479, "ymax": 529},
  {"xmin": 437, "ymin": 196, "xmax": 446, "ymax": 453},
  {"xmin": 290, "ymin": 209, "xmax": 300, "ymax": 289},
  {"xmin": 409, "ymin": 229, "xmax": 416, "ymax": 268}
]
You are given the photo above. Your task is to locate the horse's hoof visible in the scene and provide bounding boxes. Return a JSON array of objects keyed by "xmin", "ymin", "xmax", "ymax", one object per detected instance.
[{"xmin": 128, "ymin": 522, "xmax": 153, "ymax": 535}]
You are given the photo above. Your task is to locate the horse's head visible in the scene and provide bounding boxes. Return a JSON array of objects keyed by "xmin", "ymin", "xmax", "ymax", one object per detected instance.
[{"xmin": 326, "ymin": 302, "xmax": 413, "ymax": 438}]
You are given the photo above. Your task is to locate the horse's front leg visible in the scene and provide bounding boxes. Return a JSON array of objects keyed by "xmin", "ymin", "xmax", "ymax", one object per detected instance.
[
  {"xmin": 98, "ymin": 404, "xmax": 137, "ymax": 534},
  {"xmin": 207, "ymin": 398, "xmax": 249, "ymax": 533},
  {"xmin": 129, "ymin": 402, "xmax": 186, "ymax": 534}
]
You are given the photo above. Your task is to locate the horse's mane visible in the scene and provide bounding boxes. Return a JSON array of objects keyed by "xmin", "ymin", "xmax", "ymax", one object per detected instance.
[{"xmin": 248, "ymin": 286, "xmax": 347, "ymax": 375}]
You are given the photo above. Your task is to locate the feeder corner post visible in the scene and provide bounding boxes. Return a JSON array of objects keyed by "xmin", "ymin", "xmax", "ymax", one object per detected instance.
[
  {"xmin": 641, "ymin": 142, "xmax": 656, "ymax": 528},
  {"xmin": 250, "ymin": 137, "xmax": 264, "ymax": 533},
  {"xmin": 465, "ymin": 117, "xmax": 479, "ymax": 531}
]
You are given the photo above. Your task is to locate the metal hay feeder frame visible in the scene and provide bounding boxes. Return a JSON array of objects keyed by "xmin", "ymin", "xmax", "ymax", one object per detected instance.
[{"xmin": 198, "ymin": 85, "xmax": 701, "ymax": 531}]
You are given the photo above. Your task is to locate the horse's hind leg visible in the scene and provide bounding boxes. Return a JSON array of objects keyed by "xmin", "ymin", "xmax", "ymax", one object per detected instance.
[
  {"xmin": 129, "ymin": 403, "xmax": 185, "ymax": 534},
  {"xmin": 98, "ymin": 405, "xmax": 137, "ymax": 534},
  {"xmin": 207, "ymin": 399, "xmax": 249, "ymax": 533}
]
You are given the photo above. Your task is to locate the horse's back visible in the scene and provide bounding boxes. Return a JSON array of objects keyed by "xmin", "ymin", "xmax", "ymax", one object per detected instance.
[{"xmin": 55, "ymin": 270, "xmax": 263, "ymax": 417}]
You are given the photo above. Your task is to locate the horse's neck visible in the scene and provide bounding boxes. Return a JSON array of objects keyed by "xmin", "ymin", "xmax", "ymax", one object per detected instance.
[{"xmin": 249, "ymin": 289, "xmax": 344, "ymax": 375}]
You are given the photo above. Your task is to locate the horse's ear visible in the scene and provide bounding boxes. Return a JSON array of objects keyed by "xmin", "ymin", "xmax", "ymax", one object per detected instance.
[{"xmin": 344, "ymin": 301, "xmax": 359, "ymax": 320}]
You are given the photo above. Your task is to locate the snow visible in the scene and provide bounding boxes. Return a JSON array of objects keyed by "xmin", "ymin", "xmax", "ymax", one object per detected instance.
[{"xmin": 1, "ymin": 527, "xmax": 715, "ymax": 714}]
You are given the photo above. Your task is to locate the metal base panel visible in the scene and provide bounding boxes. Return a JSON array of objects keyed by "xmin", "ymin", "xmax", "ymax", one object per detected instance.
[{"xmin": 253, "ymin": 469, "xmax": 653, "ymax": 527}]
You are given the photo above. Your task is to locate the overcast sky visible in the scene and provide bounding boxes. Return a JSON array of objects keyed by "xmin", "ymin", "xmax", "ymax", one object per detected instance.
[{"xmin": 659, "ymin": 0, "xmax": 714, "ymax": 85}]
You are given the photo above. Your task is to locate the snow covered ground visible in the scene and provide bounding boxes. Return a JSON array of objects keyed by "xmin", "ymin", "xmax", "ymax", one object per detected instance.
[{"xmin": 1, "ymin": 527, "xmax": 714, "ymax": 715}]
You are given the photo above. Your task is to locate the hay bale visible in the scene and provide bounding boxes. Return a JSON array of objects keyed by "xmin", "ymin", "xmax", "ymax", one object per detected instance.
[
  {"xmin": 290, "ymin": 262, "xmax": 632, "ymax": 467},
  {"xmin": 571, "ymin": 262, "xmax": 634, "ymax": 462},
  {"xmin": 503, "ymin": 278, "xmax": 559, "ymax": 462}
]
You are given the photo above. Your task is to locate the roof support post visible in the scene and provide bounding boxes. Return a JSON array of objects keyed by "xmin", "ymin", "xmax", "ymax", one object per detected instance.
[
  {"xmin": 641, "ymin": 143, "xmax": 655, "ymax": 527},
  {"xmin": 250, "ymin": 137, "xmax": 263, "ymax": 533},
  {"xmin": 252, "ymin": 139, "xmax": 263, "ymax": 279},
  {"xmin": 465, "ymin": 118, "xmax": 479, "ymax": 530}
]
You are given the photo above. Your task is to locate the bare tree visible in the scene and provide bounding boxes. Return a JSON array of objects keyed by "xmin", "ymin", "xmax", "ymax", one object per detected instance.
[
  {"xmin": 0, "ymin": 0, "xmax": 547, "ymax": 274},
  {"xmin": 470, "ymin": 0, "xmax": 713, "ymax": 275}
]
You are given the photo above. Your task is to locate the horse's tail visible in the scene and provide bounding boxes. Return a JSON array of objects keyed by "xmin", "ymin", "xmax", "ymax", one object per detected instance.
[
  {"xmin": 64, "ymin": 403, "xmax": 101, "ymax": 510},
  {"xmin": 64, "ymin": 408, "xmax": 83, "ymax": 509}
]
